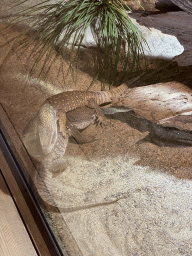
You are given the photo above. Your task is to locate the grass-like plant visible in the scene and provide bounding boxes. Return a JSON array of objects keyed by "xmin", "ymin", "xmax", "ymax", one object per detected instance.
[{"xmin": 6, "ymin": 0, "xmax": 147, "ymax": 86}]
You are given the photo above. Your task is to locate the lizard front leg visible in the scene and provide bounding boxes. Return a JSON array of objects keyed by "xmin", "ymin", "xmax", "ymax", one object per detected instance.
[
  {"xmin": 86, "ymin": 98, "xmax": 107, "ymax": 126},
  {"xmin": 66, "ymin": 120, "xmax": 96, "ymax": 144},
  {"xmin": 58, "ymin": 110, "xmax": 95, "ymax": 143},
  {"xmin": 66, "ymin": 106, "xmax": 97, "ymax": 143}
]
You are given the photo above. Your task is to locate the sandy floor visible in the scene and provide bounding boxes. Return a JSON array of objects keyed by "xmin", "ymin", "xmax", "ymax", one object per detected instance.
[{"xmin": 1, "ymin": 22, "xmax": 192, "ymax": 256}]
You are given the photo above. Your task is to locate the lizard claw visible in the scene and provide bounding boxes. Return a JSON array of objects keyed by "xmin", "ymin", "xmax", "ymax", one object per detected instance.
[
  {"xmin": 96, "ymin": 116, "xmax": 110, "ymax": 127},
  {"xmin": 66, "ymin": 122, "xmax": 74, "ymax": 137}
]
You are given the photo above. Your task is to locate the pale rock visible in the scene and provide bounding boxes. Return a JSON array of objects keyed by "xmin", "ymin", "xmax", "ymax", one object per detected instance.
[{"xmin": 130, "ymin": 11, "xmax": 192, "ymax": 66}]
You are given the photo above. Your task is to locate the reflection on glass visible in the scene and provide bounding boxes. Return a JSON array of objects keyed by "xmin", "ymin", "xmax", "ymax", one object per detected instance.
[{"xmin": 1, "ymin": 16, "xmax": 192, "ymax": 256}]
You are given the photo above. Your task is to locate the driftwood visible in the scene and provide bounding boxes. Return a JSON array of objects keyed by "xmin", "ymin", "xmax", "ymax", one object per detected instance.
[{"xmin": 120, "ymin": 82, "xmax": 192, "ymax": 131}]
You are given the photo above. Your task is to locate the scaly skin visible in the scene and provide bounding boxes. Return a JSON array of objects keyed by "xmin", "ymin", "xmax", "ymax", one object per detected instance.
[
  {"xmin": 47, "ymin": 83, "xmax": 128, "ymax": 113},
  {"xmin": 46, "ymin": 83, "xmax": 128, "ymax": 137}
]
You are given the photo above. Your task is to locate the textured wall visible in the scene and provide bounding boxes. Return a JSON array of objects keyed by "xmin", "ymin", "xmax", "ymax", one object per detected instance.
[{"xmin": 124, "ymin": 0, "xmax": 175, "ymax": 11}]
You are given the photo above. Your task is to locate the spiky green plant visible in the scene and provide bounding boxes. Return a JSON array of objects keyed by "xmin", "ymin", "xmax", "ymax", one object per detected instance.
[{"xmin": 5, "ymin": 0, "xmax": 148, "ymax": 86}]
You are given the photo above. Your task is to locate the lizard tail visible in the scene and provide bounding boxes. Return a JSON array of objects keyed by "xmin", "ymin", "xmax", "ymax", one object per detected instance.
[
  {"xmin": 109, "ymin": 73, "xmax": 145, "ymax": 98},
  {"xmin": 109, "ymin": 83, "xmax": 128, "ymax": 98}
]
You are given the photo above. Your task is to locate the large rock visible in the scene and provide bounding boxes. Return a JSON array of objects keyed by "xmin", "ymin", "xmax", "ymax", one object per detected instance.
[
  {"xmin": 130, "ymin": 11, "xmax": 192, "ymax": 66},
  {"xmin": 129, "ymin": 16, "xmax": 183, "ymax": 59},
  {"xmin": 171, "ymin": 0, "xmax": 192, "ymax": 14}
]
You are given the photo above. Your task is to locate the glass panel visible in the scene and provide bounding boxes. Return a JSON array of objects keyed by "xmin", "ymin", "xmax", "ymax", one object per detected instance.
[{"xmin": 1, "ymin": 4, "xmax": 192, "ymax": 255}]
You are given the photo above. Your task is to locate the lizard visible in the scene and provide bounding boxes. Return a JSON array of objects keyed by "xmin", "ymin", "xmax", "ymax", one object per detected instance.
[
  {"xmin": 22, "ymin": 74, "xmax": 143, "ymax": 207},
  {"xmin": 22, "ymin": 82, "xmax": 128, "ymax": 174},
  {"xmin": 23, "ymin": 74, "xmax": 143, "ymax": 159}
]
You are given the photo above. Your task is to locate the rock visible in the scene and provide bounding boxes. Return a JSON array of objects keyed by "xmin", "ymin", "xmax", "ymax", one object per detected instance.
[
  {"xmin": 63, "ymin": 12, "xmax": 183, "ymax": 61},
  {"xmin": 130, "ymin": 11, "xmax": 192, "ymax": 66},
  {"xmin": 155, "ymin": 0, "xmax": 178, "ymax": 10},
  {"xmin": 125, "ymin": 0, "xmax": 157, "ymax": 11},
  {"xmin": 124, "ymin": 0, "xmax": 176, "ymax": 11},
  {"xmin": 130, "ymin": 16, "xmax": 184, "ymax": 59},
  {"xmin": 171, "ymin": 0, "xmax": 192, "ymax": 14}
]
